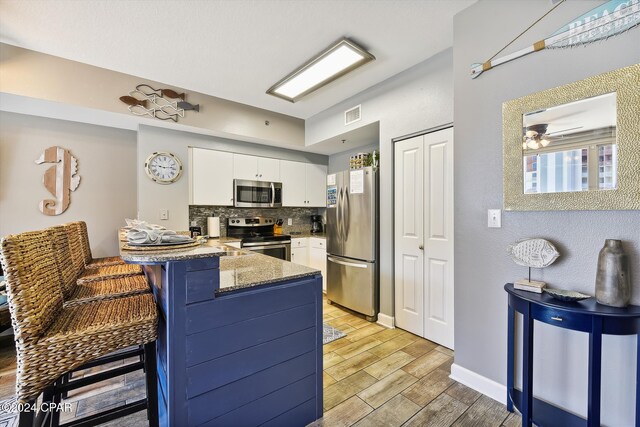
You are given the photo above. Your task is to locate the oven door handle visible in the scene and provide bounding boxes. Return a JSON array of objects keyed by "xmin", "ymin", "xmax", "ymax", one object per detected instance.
[{"xmin": 242, "ymin": 241, "xmax": 291, "ymax": 248}]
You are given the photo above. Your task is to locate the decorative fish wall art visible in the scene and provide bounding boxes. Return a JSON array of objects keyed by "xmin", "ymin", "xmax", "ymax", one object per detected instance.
[
  {"xmin": 507, "ymin": 238, "xmax": 560, "ymax": 268},
  {"xmin": 35, "ymin": 146, "xmax": 81, "ymax": 216},
  {"xmin": 118, "ymin": 84, "xmax": 199, "ymax": 122},
  {"xmin": 471, "ymin": 0, "xmax": 640, "ymax": 79}
]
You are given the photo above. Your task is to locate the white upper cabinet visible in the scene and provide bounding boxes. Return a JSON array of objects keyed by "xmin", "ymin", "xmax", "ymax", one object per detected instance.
[
  {"xmin": 233, "ymin": 154, "xmax": 280, "ymax": 181},
  {"xmin": 280, "ymin": 160, "xmax": 307, "ymax": 206},
  {"xmin": 257, "ymin": 157, "xmax": 280, "ymax": 181},
  {"xmin": 189, "ymin": 148, "xmax": 234, "ymax": 206},
  {"xmin": 306, "ymin": 163, "xmax": 328, "ymax": 207},
  {"xmin": 191, "ymin": 148, "xmax": 324, "ymax": 207},
  {"xmin": 281, "ymin": 161, "xmax": 327, "ymax": 207},
  {"xmin": 233, "ymin": 154, "xmax": 258, "ymax": 180}
]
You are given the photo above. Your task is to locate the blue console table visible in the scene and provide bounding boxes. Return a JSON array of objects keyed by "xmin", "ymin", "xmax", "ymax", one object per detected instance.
[{"xmin": 505, "ymin": 283, "xmax": 640, "ymax": 427}]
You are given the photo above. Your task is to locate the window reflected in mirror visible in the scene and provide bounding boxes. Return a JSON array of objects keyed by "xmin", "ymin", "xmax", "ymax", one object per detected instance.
[{"xmin": 522, "ymin": 92, "xmax": 617, "ymax": 194}]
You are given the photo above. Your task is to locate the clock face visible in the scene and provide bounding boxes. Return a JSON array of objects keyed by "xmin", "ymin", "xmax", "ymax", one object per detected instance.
[{"xmin": 144, "ymin": 152, "xmax": 183, "ymax": 184}]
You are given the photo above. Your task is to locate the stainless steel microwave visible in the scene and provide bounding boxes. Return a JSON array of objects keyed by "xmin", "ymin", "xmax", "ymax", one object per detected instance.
[{"xmin": 233, "ymin": 179, "xmax": 283, "ymax": 208}]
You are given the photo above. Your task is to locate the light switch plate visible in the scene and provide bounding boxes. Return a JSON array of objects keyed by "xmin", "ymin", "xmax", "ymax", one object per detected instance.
[
  {"xmin": 287, "ymin": 218, "xmax": 293, "ymax": 226},
  {"xmin": 160, "ymin": 209, "xmax": 169, "ymax": 220},
  {"xmin": 488, "ymin": 209, "xmax": 501, "ymax": 228}
]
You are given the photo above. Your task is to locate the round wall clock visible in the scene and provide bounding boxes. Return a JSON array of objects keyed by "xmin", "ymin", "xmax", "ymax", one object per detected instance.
[{"xmin": 144, "ymin": 151, "xmax": 183, "ymax": 184}]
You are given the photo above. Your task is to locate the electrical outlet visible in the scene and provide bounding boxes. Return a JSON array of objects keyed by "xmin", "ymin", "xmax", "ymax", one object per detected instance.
[
  {"xmin": 160, "ymin": 209, "xmax": 169, "ymax": 220},
  {"xmin": 287, "ymin": 218, "xmax": 293, "ymax": 226},
  {"xmin": 488, "ymin": 209, "xmax": 501, "ymax": 228}
]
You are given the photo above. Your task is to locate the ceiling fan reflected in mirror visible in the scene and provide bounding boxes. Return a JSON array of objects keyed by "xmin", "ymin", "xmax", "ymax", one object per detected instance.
[{"xmin": 522, "ymin": 124, "xmax": 583, "ymax": 150}]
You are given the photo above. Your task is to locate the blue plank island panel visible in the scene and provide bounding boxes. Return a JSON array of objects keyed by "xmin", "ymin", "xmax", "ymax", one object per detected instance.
[{"xmin": 183, "ymin": 276, "xmax": 323, "ymax": 426}]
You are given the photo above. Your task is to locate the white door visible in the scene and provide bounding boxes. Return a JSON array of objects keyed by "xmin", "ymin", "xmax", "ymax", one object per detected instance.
[
  {"xmin": 423, "ymin": 128, "xmax": 454, "ymax": 349},
  {"xmin": 233, "ymin": 153, "xmax": 259, "ymax": 180},
  {"xmin": 394, "ymin": 136, "xmax": 425, "ymax": 336},
  {"xmin": 258, "ymin": 157, "xmax": 280, "ymax": 181},
  {"xmin": 306, "ymin": 164, "xmax": 328, "ymax": 207},
  {"xmin": 190, "ymin": 148, "xmax": 234, "ymax": 206},
  {"xmin": 280, "ymin": 160, "xmax": 307, "ymax": 206},
  {"xmin": 394, "ymin": 128, "xmax": 455, "ymax": 349}
]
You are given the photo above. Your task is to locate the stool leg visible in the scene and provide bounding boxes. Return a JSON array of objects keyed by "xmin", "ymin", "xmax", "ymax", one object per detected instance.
[
  {"xmin": 18, "ymin": 399, "xmax": 35, "ymax": 427},
  {"xmin": 144, "ymin": 341, "xmax": 159, "ymax": 427},
  {"xmin": 35, "ymin": 386, "xmax": 54, "ymax": 427},
  {"xmin": 60, "ymin": 372, "xmax": 70, "ymax": 399},
  {"xmin": 50, "ymin": 379, "xmax": 62, "ymax": 427}
]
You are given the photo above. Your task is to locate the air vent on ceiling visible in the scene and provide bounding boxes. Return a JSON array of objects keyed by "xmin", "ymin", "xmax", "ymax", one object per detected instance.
[{"xmin": 344, "ymin": 105, "xmax": 361, "ymax": 126}]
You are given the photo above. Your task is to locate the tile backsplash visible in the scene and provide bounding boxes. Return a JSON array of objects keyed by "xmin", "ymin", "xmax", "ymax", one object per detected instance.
[{"xmin": 189, "ymin": 206, "xmax": 325, "ymax": 236}]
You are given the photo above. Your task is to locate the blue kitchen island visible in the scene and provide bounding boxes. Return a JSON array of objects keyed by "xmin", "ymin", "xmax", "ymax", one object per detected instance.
[{"xmin": 121, "ymin": 241, "xmax": 324, "ymax": 427}]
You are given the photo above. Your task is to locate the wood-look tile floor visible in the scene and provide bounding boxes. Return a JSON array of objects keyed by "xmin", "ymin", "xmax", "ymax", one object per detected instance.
[
  {"xmin": 0, "ymin": 301, "xmax": 521, "ymax": 426},
  {"xmin": 314, "ymin": 299, "xmax": 520, "ymax": 427}
]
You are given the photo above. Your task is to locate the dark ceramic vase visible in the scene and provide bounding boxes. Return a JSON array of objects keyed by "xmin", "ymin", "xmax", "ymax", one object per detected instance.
[{"xmin": 595, "ymin": 239, "xmax": 630, "ymax": 307}]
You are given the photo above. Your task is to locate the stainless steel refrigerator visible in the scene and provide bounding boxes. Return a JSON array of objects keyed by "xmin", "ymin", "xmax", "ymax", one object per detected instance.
[{"xmin": 326, "ymin": 166, "xmax": 378, "ymax": 321}]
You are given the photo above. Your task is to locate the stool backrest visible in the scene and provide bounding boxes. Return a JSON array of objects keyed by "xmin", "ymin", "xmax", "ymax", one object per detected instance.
[
  {"xmin": 63, "ymin": 222, "xmax": 86, "ymax": 276},
  {"xmin": 0, "ymin": 230, "xmax": 64, "ymax": 342},
  {"xmin": 77, "ymin": 221, "xmax": 93, "ymax": 265},
  {"xmin": 48, "ymin": 226, "xmax": 77, "ymax": 299}
]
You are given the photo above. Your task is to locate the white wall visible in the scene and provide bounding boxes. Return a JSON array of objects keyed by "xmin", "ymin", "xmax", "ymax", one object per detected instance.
[
  {"xmin": 137, "ymin": 125, "xmax": 328, "ymax": 231},
  {"xmin": 306, "ymin": 48, "xmax": 454, "ymax": 317},
  {"xmin": 0, "ymin": 112, "xmax": 137, "ymax": 256},
  {"xmin": 453, "ymin": 1, "xmax": 640, "ymax": 425}
]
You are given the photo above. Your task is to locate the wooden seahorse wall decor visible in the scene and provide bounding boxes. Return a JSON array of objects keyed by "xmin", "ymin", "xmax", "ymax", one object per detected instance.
[{"xmin": 35, "ymin": 146, "xmax": 81, "ymax": 215}]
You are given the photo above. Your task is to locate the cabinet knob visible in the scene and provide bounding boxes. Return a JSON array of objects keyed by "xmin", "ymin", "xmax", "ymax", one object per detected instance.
[
  {"xmin": 259, "ymin": 174, "xmax": 262, "ymax": 177},
  {"xmin": 419, "ymin": 245, "xmax": 424, "ymax": 250}
]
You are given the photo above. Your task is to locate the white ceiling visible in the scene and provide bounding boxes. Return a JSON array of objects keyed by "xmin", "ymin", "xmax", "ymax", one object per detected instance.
[{"xmin": 0, "ymin": 0, "xmax": 475, "ymax": 119}]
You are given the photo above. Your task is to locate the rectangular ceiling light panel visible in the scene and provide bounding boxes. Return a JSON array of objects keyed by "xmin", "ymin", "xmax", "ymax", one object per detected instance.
[{"xmin": 267, "ymin": 38, "xmax": 375, "ymax": 102}]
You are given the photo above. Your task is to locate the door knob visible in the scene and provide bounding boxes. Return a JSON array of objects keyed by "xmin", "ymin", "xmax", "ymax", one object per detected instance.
[{"xmin": 419, "ymin": 245, "xmax": 424, "ymax": 250}]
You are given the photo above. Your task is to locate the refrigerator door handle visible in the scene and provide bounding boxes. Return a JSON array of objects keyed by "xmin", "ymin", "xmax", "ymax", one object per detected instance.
[
  {"xmin": 344, "ymin": 190, "xmax": 350, "ymax": 240},
  {"xmin": 327, "ymin": 256, "xmax": 368, "ymax": 269},
  {"xmin": 338, "ymin": 187, "xmax": 344, "ymax": 241}
]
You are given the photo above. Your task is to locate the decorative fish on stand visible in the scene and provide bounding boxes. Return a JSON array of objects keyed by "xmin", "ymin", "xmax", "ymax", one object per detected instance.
[
  {"xmin": 507, "ymin": 238, "xmax": 560, "ymax": 293},
  {"xmin": 35, "ymin": 146, "xmax": 81, "ymax": 215}
]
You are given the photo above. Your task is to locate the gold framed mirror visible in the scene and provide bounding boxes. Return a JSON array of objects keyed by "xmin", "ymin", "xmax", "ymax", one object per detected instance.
[{"xmin": 503, "ymin": 64, "xmax": 639, "ymax": 211}]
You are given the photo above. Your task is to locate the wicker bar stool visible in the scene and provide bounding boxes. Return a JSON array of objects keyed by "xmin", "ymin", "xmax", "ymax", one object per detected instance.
[
  {"xmin": 0, "ymin": 230, "xmax": 159, "ymax": 427},
  {"xmin": 49, "ymin": 225, "xmax": 150, "ymax": 307},
  {"xmin": 63, "ymin": 222, "xmax": 143, "ymax": 284},
  {"xmin": 77, "ymin": 221, "xmax": 126, "ymax": 268}
]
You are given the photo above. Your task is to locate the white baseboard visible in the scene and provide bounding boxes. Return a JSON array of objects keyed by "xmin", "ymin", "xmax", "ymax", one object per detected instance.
[
  {"xmin": 449, "ymin": 363, "xmax": 506, "ymax": 405},
  {"xmin": 377, "ymin": 313, "xmax": 395, "ymax": 329}
]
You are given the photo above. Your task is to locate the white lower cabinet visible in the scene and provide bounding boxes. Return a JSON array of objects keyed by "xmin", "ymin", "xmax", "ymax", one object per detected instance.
[
  {"xmin": 308, "ymin": 238, "xmax": 327, "ymax": 292},
  {"xmin": 290, "ymin": 237, "xmax": 326, "ymax": 292},
  {"xmin": 290, "ymin": 238, "xmax": 309, "ymax": 266}
]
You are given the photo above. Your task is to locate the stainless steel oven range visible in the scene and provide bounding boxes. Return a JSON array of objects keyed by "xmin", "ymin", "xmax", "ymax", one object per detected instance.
[{"xmin": 227, "ymin": 217, "xmax": 291, "ymax": 261}]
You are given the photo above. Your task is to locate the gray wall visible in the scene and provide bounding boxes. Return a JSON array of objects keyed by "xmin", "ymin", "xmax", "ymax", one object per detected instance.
[
  {"xmin": 306, "ymin": 48, "xmax": 454, "ymax": 317},
  {"xmin": 138, "ymin": 125, "xmax": 328, "ymax": 231},
  {"xmin": 328, "ymin": 143, "xmax": 379, "ymax": 174},
  {"xmin": 0, "ymin": 112, "xmax": 137, "ymax": 256},
  {"xmin": 454, "ymin": 2, "xmax": 640, "ymax": 424}
]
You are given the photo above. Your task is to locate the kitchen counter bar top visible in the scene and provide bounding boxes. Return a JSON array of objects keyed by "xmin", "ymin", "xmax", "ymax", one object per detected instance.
[{"xmin": 120, "ymin": 238, "xmax": 319, "ymax": 293}]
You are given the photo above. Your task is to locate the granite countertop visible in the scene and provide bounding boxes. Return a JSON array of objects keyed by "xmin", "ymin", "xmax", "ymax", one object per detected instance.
[
  {"xmin": 218, "ymin": 252, "xmax": 319, "ymax": 294},
  {"xmin": 119, "ymin": 238, "xmax": 320, "ymax": 292},
  {"xmin": 120, "ymin": 239, "xmax": 230, "ymax": 263}
]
